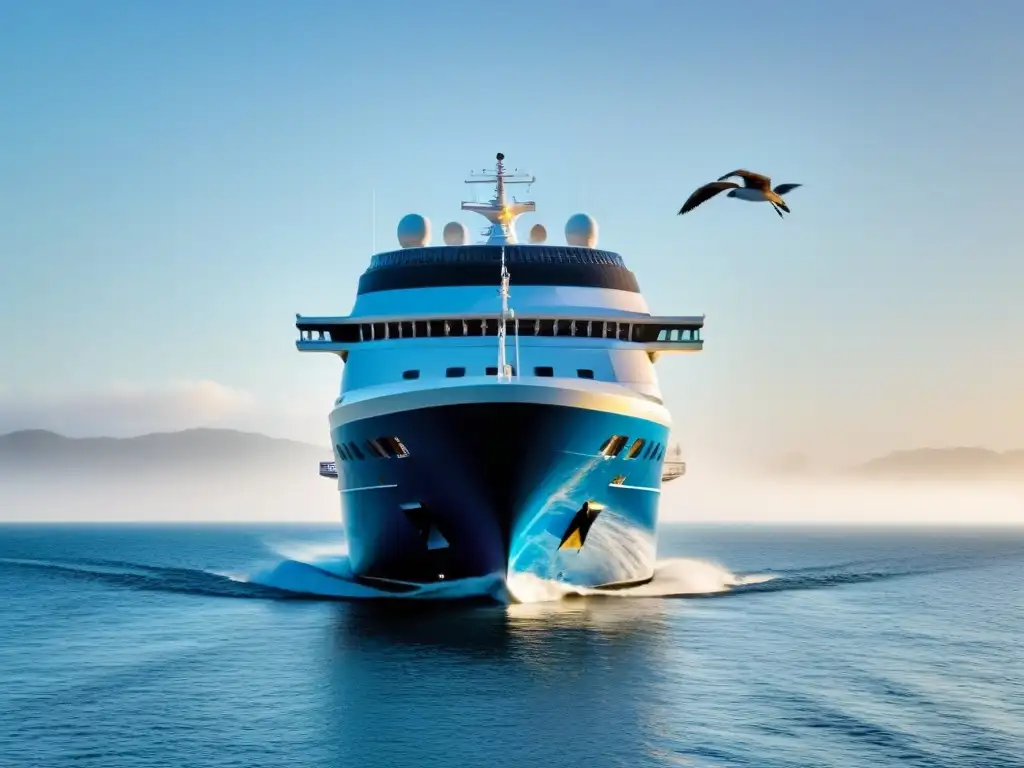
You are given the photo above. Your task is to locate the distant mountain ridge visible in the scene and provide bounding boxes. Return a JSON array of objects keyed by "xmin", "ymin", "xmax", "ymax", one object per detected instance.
[
  {"xmin": 0, "ymin": 428, "xmax": 329, "ymax": 479},
  {"xmin": 0, "ymin": 429, "xmax": 340, "ymax": 522},
  {"xmin": 2, "ymin": 429, "xmax": 1022, "ymax": 481},
  {"xmin": 0, "ymin": 427, "xmax": 325, "ymax": 452},
  {"xmin": 854, "ymin": 447, "xmax": 1024, "ymax": 480}
]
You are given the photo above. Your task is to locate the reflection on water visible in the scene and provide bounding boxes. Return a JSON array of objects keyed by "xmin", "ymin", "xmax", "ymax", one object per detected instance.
[
  {"xmin": 324, "ymin": 599, "xmax": 676, "ymax": 767},
  {"xmin": 328, "ymin": 596, "xmax": 673, "ymax": 654}
]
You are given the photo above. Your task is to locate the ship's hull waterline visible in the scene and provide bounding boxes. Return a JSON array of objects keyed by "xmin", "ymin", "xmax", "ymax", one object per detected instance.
[{"xmin": 329, "ymin": 389, "xmax": 668, "ymax": 592}]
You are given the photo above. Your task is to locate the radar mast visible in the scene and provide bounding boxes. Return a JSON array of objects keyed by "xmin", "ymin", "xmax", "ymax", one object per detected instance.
[{"xmin": 462, "ymin": 152, "xmax": 536, "ymax": 245}]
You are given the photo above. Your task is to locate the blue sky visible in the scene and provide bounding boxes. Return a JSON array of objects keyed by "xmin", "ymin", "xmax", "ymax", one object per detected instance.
[{"xmin": 2, "ymin": 0, "xmax": 1022, "ymax": 465}]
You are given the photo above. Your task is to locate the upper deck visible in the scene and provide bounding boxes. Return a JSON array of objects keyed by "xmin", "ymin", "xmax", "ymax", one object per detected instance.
[
  {"xmin": 295, "ymin": 152, "xmax": 705, "ymax": 364},
  {"xmin": 296, "ymin": 309, "xmax": 703, "ymax": 359},
  {"xmin": 356, "ymin": 244, "xmax": 640, "ymax": 295}
]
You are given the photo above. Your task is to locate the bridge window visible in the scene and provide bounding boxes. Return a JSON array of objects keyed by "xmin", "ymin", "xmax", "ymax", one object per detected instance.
[
  {"xmin": 486, "ymin": 366, "xmax": 497, "ymax": 376},
  {"xmin": 347, "ymin": 442, "xmax": 365, "ymax": 460},
  {"xmin": 599, "ymin": 435, "xmax": 629, "ymax": 458},
  {"xmin": 625, "ymin": 438, "xmax": 646, "ymax": 459},
  {"xmin": 576, "ymin": 368, "xmax": 594, "ymax": 379},
  {"xmin": 643, "ymin": 442, "xmax": 656, "ymax": 459},
  {"xmin": 534, "ymin": 366, "xmax": 554, "ymax": 377},
  {"xmin": 446, "ymin": 367, "xmax": 466, "ymax": 378},
  {"xmin": 402, "ymin": 369, "xmax": 420, "ymax": 380},
  {"xmin": 336, "ymin": 444, "xmax": 349, "ymax": 462},
  {"xmin": 328, "ymin": 325, "xmax": 361, "ymax": 343}
]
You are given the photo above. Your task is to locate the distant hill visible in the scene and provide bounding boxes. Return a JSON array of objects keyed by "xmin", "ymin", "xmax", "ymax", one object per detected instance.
[
  {"xmin": 0, "ymin": 429, "xmax": 339, "ymax": 522},
  {"xmin": 853, "ymin": 447, "xmax": 1024, "ymax": 481},
  {"xmin": 0, "ymin": 428, "xmax": 329, "ymax": 480},
  {"xmin": 3, "ymin": 429, "xmax": 1021, "ymax": 483}
]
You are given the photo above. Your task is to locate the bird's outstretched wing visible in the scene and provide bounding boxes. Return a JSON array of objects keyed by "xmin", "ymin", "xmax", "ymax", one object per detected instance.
[
  {"xmin": 678, "ymin": 181, "xmax": 739, "ymax": 215},
  {"xmin": 773, "ymin": 183, "xmax": 802, "ymax": 196},
  {"xmin": 718, "ymin": 169, "xmax": 771, "ymax": 189}
]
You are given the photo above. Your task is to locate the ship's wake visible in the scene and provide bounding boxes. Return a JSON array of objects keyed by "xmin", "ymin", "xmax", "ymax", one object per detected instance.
[
  {"xmin": 0, "ymin": 534, "xmax": 995, "ymax": 605},
  {"xmin": 240, "ymin": 536, "xmax": 773, "ymax": 603},
  {"xmin": 211, "ymin": 532, "xmax": 994, "ymax": 603},
  {"xmin": 229, "ymin": 537, "xmax": 506, "ymax": 601}
]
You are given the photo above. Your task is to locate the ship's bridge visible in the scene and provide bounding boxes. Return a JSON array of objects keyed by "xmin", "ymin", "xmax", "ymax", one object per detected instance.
[
  {"xmin": 296, "ymin": 308, "xmax": 703, "ymax": 359},
  {"xmin": 356, "ymin": 244, "xmax": 640, "ymax": 295},
  {"xmin": 294, "ymin": 152, "xmax": 704, "ymax": 387}
]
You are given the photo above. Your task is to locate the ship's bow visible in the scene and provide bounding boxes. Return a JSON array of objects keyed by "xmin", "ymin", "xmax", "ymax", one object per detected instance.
[{"xmin": 330, "ymin": 384, "xmax": 669, "ymax": 591}]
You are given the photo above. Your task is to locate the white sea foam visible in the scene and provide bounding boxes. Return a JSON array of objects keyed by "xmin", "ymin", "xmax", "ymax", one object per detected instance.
[
  {"xmin": 232, "ymin": 537, "xmax": 505, "ymax": 600},
  {"xmin": 506, "ymin": 557, "xmax": 775, "ymax": 603},
  {"xmin": 234, "ymin": 535, "xmax": 773, "ymax": 603}
]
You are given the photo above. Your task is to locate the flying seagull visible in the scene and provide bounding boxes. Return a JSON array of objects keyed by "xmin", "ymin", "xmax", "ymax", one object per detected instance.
[{"xmin": 678, "ymin": 169, "xmax": 802, "ymax": 219}]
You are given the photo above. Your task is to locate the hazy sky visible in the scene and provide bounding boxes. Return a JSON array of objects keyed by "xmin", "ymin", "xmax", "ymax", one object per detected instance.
[{"xmin": 2, "ymin": 0, "xmax": 1022, "ymax": 467}]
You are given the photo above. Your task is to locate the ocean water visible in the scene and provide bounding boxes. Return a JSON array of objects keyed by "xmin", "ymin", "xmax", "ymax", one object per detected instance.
[{"xmin": 0, "ymin": 523, "xmax": 1021, "ymax": 768}]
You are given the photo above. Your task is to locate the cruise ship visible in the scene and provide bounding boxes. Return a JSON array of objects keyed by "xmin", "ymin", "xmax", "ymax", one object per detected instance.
[{"xmin": 296, "ymin": 153, "xmax": 703, "ymax": 595}]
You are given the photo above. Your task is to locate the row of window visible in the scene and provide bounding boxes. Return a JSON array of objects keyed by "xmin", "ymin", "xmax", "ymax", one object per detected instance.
[
  {"xmin": 598, "ymin": 435, "xmax": 666, "ymax": 461},
  {"xmin": 299, "ymin": 318, "xmax": 701, "ymax": 345},
  {"xmin": 335, "ymin": 433, "xmax": 665, "ymax": 465},
  {"xmin": 336, "ymin": 436, "xmax": 410, "ymax": 462},
  {"xmin": 403, "ymin": 367, "xmax": 596, "ymax": 380}
]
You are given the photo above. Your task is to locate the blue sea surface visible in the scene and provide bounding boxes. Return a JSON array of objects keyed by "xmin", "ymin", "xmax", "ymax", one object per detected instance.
[{"xmin": 0, "ymin": 523, "xmax": 1021, "ymax": 768}]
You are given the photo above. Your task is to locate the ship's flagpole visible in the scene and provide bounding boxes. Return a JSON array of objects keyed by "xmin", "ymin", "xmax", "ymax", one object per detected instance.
[
  {"xmin": 498, "ymin": 245, "xmax": 510, "ymax": 381},
  {"xmin": 514, "ymin": 315, "xmax": 520, "ymax": 380}
]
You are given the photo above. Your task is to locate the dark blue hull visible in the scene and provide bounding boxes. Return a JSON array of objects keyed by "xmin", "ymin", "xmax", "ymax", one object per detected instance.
[{"xmin": 330, "ymin": 398, "xmax": 668, "ymax": 590}]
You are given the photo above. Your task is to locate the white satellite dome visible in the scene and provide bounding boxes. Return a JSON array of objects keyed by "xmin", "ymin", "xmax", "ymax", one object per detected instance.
[
  {"xmin": 565, "ymin": 213, "xmax": 598, "ymax": 248},
  {"xmin": 442, "ymin": 221, "xmax": 470, "ymax": 246},
  {"xmin": 397, "ymin": 213, "xmax": 431, "ymax": 248},
  {"xmin": 528, "ymin": 224, "xmax": 548, "ymax": 244}
]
